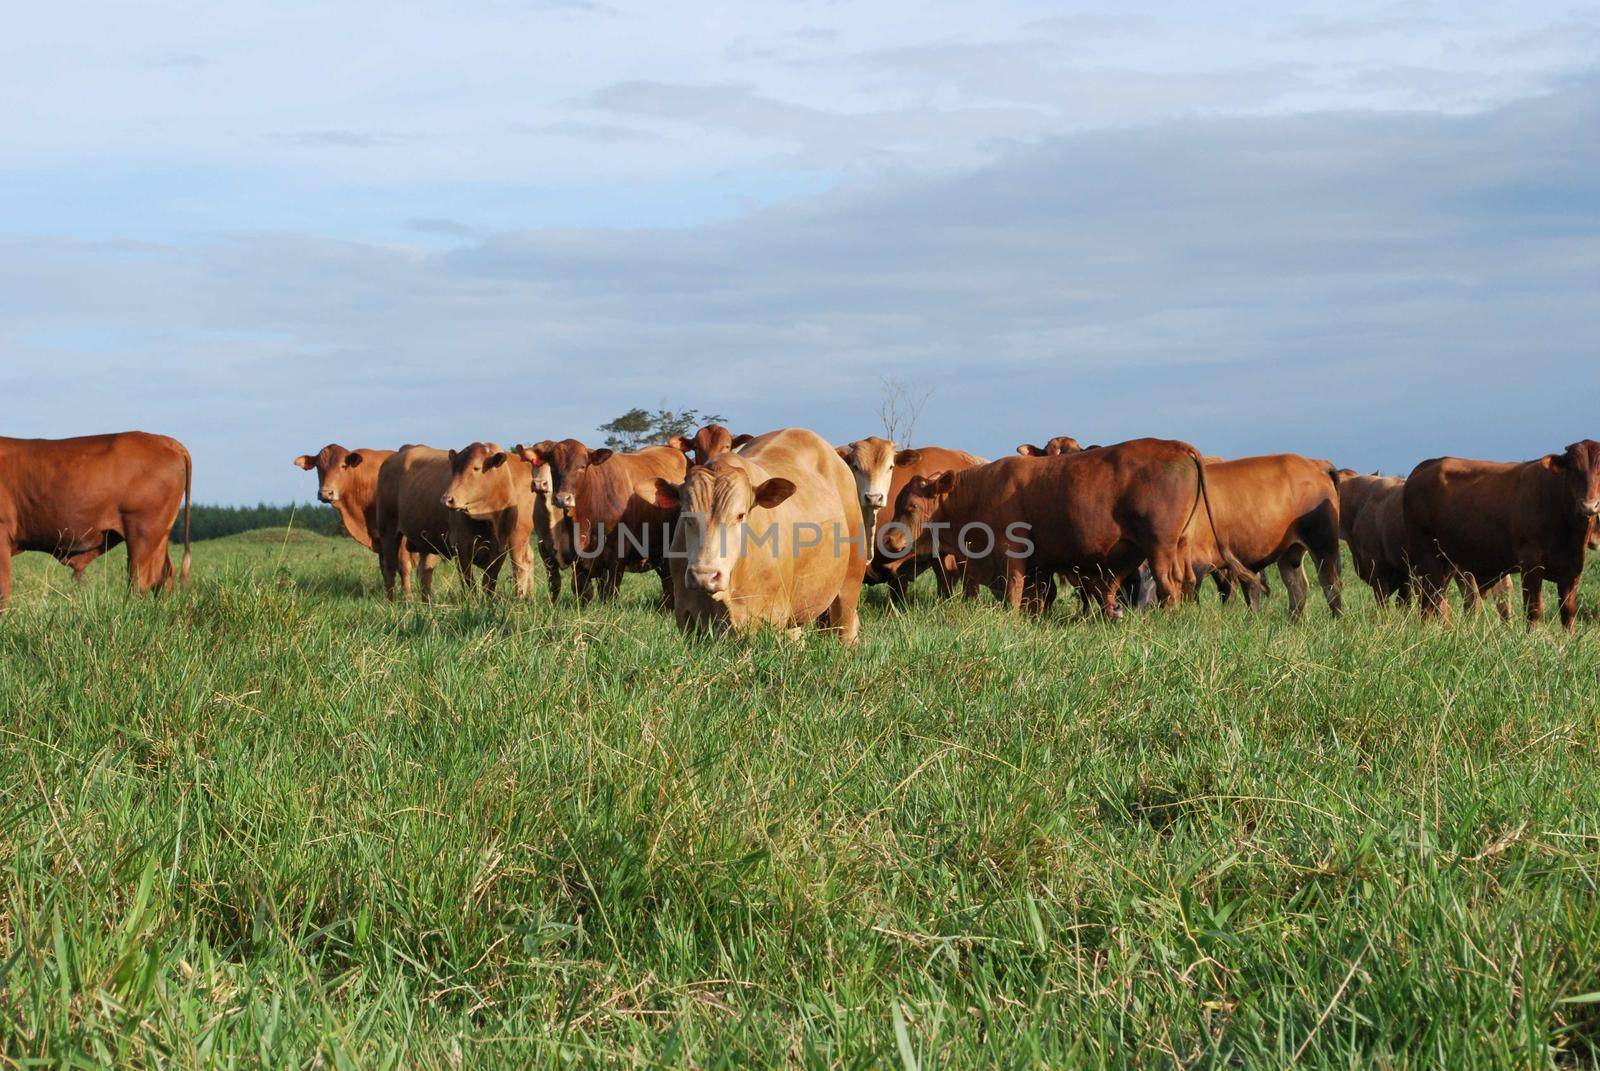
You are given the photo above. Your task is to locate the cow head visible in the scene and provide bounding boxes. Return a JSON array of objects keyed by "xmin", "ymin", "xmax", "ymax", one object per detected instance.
[
  {"xmin": 1016, "ymin": 436, "xmax": 1082, "ymax": 458},
  {"xmin": 514, "ymin": 438, "xmax": 595, "ymax": 510},
  {"xmin": 441, "ymin": 442, "xmax": 519, "ymax": 517},
  {"xmin": 669, "ymin": 424, "xmax": 739, "ymax": 468},
  {"xmin": 1543, "ymin": 440, "xmax": 1600, "ymax": 521},
  {"xmin": 647, "ymin": 461, "xmax": 795, "ymax": 598},
  {"xmin": 879, "ymin": 469, "xmax": 957, "ymax": 562},
  {"xmin": 293, "ymin": 443, "xmax": 369, "ymax": 504},
  {"xmin": 835, "ymin": 437, "xmax": 898, "ymax": 518}
]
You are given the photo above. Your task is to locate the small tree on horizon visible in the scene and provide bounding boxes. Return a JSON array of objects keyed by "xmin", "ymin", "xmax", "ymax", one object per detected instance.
[
  {"xmin": 598, "ymin": 406, "xmax": 727, "ymax": 452},
  {"xmin": 878, "ymin": 376, "xmax": 933, "ymax": 446}
]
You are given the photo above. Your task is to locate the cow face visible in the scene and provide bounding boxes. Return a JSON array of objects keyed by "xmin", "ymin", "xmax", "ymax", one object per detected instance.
[
  {"xmin": 442, "ymin": 442, "xmax": 514, "ymax": 517},
  {"xmin": 649, "ymin": 463, "xmax": 795, "ymax": 597},
  {"xmin": 670, "ymin": 424, "xmax": 736, "ymax": 468},
  {"xmin": 293, "ymin": 443, "xmax": 368, "ymax": 504},
  {"xmin": 1546, "ymin": 440, "xmax": 1600, "ymax": 521},
  {"xmin": 1016, "ymin": 436, "xmax": 1082, "ymax": 458},
  {"xmin": 515, "ymin": 439, "xmax": 595, "ymax": 510},
  {"xmin": 836, "ymin": 437, "xmax": 898, "ymax": 517},
  {"xmin": 880, "ymin": 470, "xmax": 956, "ymax": 561}
]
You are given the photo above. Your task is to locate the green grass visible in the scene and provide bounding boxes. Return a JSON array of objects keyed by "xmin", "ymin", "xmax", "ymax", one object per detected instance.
[{"xmin": 3, "ymin": 532, "xmax": 1600, "ymax": 1068}]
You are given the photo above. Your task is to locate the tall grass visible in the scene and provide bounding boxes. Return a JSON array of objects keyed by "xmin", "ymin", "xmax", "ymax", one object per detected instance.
[{"xmin": 2, "ymin": 531, "xmax": 1598, "ymax": 1067}]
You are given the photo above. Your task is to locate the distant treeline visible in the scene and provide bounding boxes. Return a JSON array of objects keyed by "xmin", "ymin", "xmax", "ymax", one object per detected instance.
[{"xmin": 173, "ymin": 504, "xmax": 346, "ymax": 542}]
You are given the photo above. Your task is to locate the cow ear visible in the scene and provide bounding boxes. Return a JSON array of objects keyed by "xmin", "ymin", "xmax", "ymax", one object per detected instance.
[
  {"xmin": 667, "ymin": 435, "xmax": 691, "ymax": 454},
  {"xmin": 1542, "ymin": 453, "xmax": 1568, "ymax": 472},
  {"xmin": 731, "ymin": 434, "xmax": 754, "ymax": 448},
  {"xmin": 589, "ymin": 448, "xmax": 614, "ymax": 466},
  {"xmin": 836, "ymin": 445, "xmax": 852, "ymax": 461},
  {"xmin": 294, "ymin": 454, "xmax": 315, "ymax": 470},
  {"xmin": 1017, "ymin": 444, "xmax": 1042, "ymax": 457},
  {"xmin": 515, "ymin": 445, "xmax": 545, "ymax": 467},
  {"xmin": 448, "ymin": 448, "xmax": 458, "ymax": 464},
  {"xmin": 753, "ymin": 477, "xmax": 796, "ymax": 509},
  {"xmin": 344, "ymin": 452, "xmax": 364, "ymax": 468},
  {"xmin": 646, "ymin": 478, "xmax": 681, "ymax": 510},
  {"xmin": 894, "ymin": 449, "xmax": 921, "ymax": 466},
  {"xmin": 484, "ymin": 451, "xmax": 507, "ymax": 470},
  {"xmin": 933, "ymin": 470, "xmax": 957, "ymax": 494}
]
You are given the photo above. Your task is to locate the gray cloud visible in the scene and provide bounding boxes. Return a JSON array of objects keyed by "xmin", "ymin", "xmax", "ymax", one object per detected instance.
[
  {"xmin": 3, "ymin": 85, "xmax": 1597, "ymax": 502},
  {"xmin": 405, "ymin": 217, "xmax": 476, "ymax": 238},
  {"xmin": 274, "ymin": 130, "xmax": 416, "ymax": 148}
]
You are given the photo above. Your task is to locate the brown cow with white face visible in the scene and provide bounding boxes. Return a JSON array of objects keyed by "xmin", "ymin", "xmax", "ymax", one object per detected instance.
[
  {"xmin": 293, "ymin": 444, "xmax": 394, "ymax": 551},
  {"xmin": 1016, "ymin": 436, "xmax": 1083, "ymax": 458},
  {"xmin": 440, "ymin": 442, "xmax": 538, "ymax": 598},
  {"xmin": 0, "ymin": 431, "xmax": 192, "ymax": 607},
  {"xmin": 648, "ymin": 428, "xmax": 867, "ymax": 642},
  {"xmin": 1404, "ymin": 441, "xmax": 1600, "ymax": 631}
]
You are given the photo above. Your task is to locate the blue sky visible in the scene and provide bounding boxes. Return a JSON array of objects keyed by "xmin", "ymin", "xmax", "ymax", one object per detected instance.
[{"xmin": 3, "ymin": 1, "xmax": 1597, "ymax": 503}]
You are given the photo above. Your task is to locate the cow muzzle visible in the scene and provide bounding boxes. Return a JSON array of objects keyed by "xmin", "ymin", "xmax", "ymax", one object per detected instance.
[
  {"xmin": 554, "ymin": 492, "xmax": 576, "ymax": 509},
  {"xmin": 1582, "ymin": 499, "xmax": 1600, "ymax": 518},
  {"xmin": 686, "ymin": 566, "xmax": 726, "ymax": 596},
  {"xmin": 863, "ymin": 492, "xmax": 887, "ymax": 509},
  {"xmin": 318, "ymin": 489, "xmax": 339, "ymax": 503},
  {"xmin": 441, "ymin": 494, "xmax": 460, "ymax": 510}
]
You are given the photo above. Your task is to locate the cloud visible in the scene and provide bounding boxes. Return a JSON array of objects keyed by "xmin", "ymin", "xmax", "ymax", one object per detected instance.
[
  {"xmin": 527, "ymin": 119, "xmax": 664, "ymax": 144},
  {"xmin": 2, "ymin": 85, "xmax": 1597, "ymax": 502},
  {"xmin": 405, "ymin": 217, "xmax": 476, "ymax": 238},
  {"xmin": 274, "ymin": 130, "xmax": 416, "ymax": 148}
]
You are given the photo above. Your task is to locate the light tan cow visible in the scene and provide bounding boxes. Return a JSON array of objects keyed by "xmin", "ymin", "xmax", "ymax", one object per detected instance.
[
  {"xmin": 293, "ymin": 444, "xmax": 394, "ymax": 551},
  {"xmin": 835, "ymin": 436, "xmax": 898, "ymax": 549},
  {"xmin": 648, "ymin": 427, "xmax": 867, "ymax": 643},
  {"xmin": 440, "ymin": 442, "xmax": 539, "ymax": 598}
]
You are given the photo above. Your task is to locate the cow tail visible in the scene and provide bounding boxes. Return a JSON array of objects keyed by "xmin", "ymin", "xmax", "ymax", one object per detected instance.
[
  {"xmin": 1190, "ymin": 452, "xmax": 1262, "ymax": 596},
  {"xmin": 179, "ymin": 448, "xmax": 193, "ymax": 583}
]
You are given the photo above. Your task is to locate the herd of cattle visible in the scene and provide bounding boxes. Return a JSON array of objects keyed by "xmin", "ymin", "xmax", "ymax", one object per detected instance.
[{"xmin": 0, "ymin": 429, "xmax": 1596, "ymax": 636}]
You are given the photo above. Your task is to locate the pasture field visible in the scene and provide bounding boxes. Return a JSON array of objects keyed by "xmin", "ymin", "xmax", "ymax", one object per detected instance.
[{"xmin": 3, "ymin": 530, "xmax": 1600, "ymax": 1068}]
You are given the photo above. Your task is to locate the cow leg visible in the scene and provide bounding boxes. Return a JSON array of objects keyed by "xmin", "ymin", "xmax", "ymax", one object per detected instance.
[
  {"xmin": 1488, "ymin": 576, "xmax": 1514, "ymax": 623},
  {"xmin": 418, "ymin": 553, "xmax": 438, "ymax": 602},
  {"xmin": 1210, "ymin": 567, "xmax": 1232, "ymax": 604},
  {"xmin": 654, "ymin": 562, "xmax": 673, "ymax": 607},
  {"xmin": 1558, "ymin": 576, "xmax": 1581, "ymax": 633},
  {"xmin": 1147, "ymin": 549, "xmax": 1185, "ymax": 609},
  {"xmin": 1522, "ymin": 571, "xmax": 1544, "ymax": 629},
  {"xmin": 481, "ymin": 554, "xmax": 505, "ymax": 595},
  {"xmin": 455, "ymin": 546, "xmax": 478, "ymax": 597},
  {"xmin": 0, "ymin": 540, "xmax": 12, "ymax": 609},
  {"xmin": 1277, "ymin": 550, "xmax": 1309, "ymax": 620},
  {"xmin": 124, "ymin": 517, "xmax": 173, "ymax": 595},
  {"xmin": 1458, "ymin": 573, "xmax": 1483, "ymax": 616}
]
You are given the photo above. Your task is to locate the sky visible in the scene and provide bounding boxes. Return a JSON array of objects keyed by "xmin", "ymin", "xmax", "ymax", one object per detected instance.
[{"xmin": 3, "ymin": 1, "xmax": 1598, "ymax": 504}]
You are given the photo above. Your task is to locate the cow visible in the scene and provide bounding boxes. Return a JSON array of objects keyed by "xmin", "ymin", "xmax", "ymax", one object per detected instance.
[
  {"xmin": 440, "ymin": 442, "xmax": 539, "ymax": 598},
  {"xmin": 1185, "ymin": 454, "xmax": 1343, "ymax": 619},
  {"xmin": 669, "ymin": 425, "xmax": 753, "ymax": 468},
  {"xmin": 860, "ymin": 444, "xmax": 987, "ymax": 603},
  {"xmin": 0, "ymin": 432, "xmax": 192, "ymax": 607},
  {"xmin": 835, "ymin": 436, "xmax": 899, "ymax": 548},
  {"xmin": 881, "ymin": 438, "xmax": 1261, "ymax": 615},
  {"xmin": 511, "ymin": 445, "xmax": 577, "ymax": 602},
  {"xmin": 1403, "ymin": 441, "xmax": 1600, "ymax": 631},
  {"xmin": 568, "ymin": 444, "xmax": 688, "ymax": 602},
  {"xmin": 1337, "ymin": 472, "xmax": 1411, "ymax": 607},
  {"xmin": 375, "ymin": 445, "xmax": 498, "ymax": 600},
  {"xmin": 1016, "ymin": 436, "xmax": 1083, "ymax": 458},
  {"xmin": 293, "ymin": 444, "xmax": 394, "ymax": 551},
  {"xmin": 647, "ymin": 427, "xmax": 867, "ymax": 642}
]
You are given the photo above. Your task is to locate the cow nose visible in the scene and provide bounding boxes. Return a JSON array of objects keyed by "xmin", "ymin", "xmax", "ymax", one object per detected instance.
[
  {"xmin": 687, "ymin": 566, "xmax": 725, "ymax": 593},
  {"xmin": 441, "ymin": 494, "xmax": 457, "ymax": 509},
  {"xmin": 865, "ymin": 492, "xmax": 886, "ymax": 509},
  {"xmin": 554, "ymin": 492, "xmax": 575, "ymax": 509},
  {"xmin": 318, "ymin": 489, "xmax": 337, "ymax": 503},
  {"xmin": 1584, "ymin": 499, "xmax": 1600, "ymax": 517}
]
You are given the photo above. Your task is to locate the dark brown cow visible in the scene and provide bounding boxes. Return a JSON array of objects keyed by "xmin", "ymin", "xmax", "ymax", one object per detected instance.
[
  {"xmin": 882, "ymin": 438, "xmax": 1260, "ymax": 614},
  {"xmin": 668, "ymin": 424, "xmax": 752, "ymax": 468},
  {"xmin": 441, "ymin": 442, "xmax": 538, "ymax": 597},
  {"xmin": 375, "ymin": 445, "xmax": 498, "ymax": 600},
  {"xmin": 569, "ymin": 444, "xmax": 688, "ymax": 602},
  {"xmin": 0, "ymin": 432, "xmax": 191, "ymax": 607},
  {"xmin": 649, "ymin": 428, "xmax": 867, "ymax": 642},
  {"xmin": 1337, "ymin": 472, "xmax": 1410, "ymax": 606},
  {"xmin": 1016, "ymin": 436, "xmax": 1083, "ymax": 458},
  {"xmin": 864, "ymin": 445, "xmax": 986, "ymax": 602},
  {"xmin": 293, "ymin": 444, "xmax": 394, "ymax": 551},
  {"xmin": 1404, "ymin": 441, "xmax": 1600, "ymax": 630},
  {"xmin": 1188, "ymin": 454, "xmax": 1342, "ymax": 618}
]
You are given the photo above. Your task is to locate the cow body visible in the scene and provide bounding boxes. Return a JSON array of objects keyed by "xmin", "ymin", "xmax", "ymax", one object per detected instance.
[
  {"xmin": 1403, "ymin": 442, "xmax": 1600, "ymax": 630},
  {"xmin": 0, "ymin": 431, "xmax": 192, "ymax": 606},
  {"xmin": 883, "ymin": 438, "xmax": 1258, "ymax": 614},
  {"xmin": 571, "ymin": 444, "xmax": 688, "ymax": 602},
  {"xmin": 293, "ymin": 444, "xmax": 394, "ymax": 551},
  {"xmin": 1191, "ymin": 454, "xmax": 1342, "ymax": 618},
  {"xmin": 441, "ymin": 443, "xmax": 539, "ymax": 598},
  {"xmin": 375, "ymin": 445, "xmax": 496, "ymax": 600},
  {"xmin": 654, "ymin": 428, "xmax": 867, "ymax": 642}
]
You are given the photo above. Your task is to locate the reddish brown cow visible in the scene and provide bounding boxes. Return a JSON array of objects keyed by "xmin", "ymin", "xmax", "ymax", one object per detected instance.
[
  {"xmin": 1404, "ymin": 441, "xmax": 1600, "ymax": 630},
  {"xmin": 510, "ymin": 445, "xmax": 577, "ymax": 602},
  {"xmin": 0, "ymin": 432, "xmax": 192, "ymax": 607},
  {"xmin": 568, "ymin": 445, "xmax": 688, "ymax": 602},
  {"xmin": 1016, "ymin": 437, "xmax": 1083, "ymax": 457},
  {"xmin": 648, "ymin": 428, "xmax": 867, "ymax": 642},
  {"xmin": 441, "ymin": 442, "xmax": 539, "ymax": 597},
  {"xmin": 864, "ymin": 445, "xmax": 986, "ymax": 602},
  {"xmin": 375, "ymin": 445, "xmax": 499, "ymax": 600},
  {"xmin": 1187, "ymin": 454, "xmax": 1342, "ymax": 618},
  {"xmin": 882, "ymin": 438, "xmax": 1259, "ymax": 614},
  {"xmin": 293, "ymin": 444, "xmax": 394, "ymax": 550},
  {"xmin": 669, "ymin": 425, "xmax": 753, "ymax": 468},
  {"xmin": 1337, "ymin": 472, "xmax": 1411, "ymax": 606}
]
